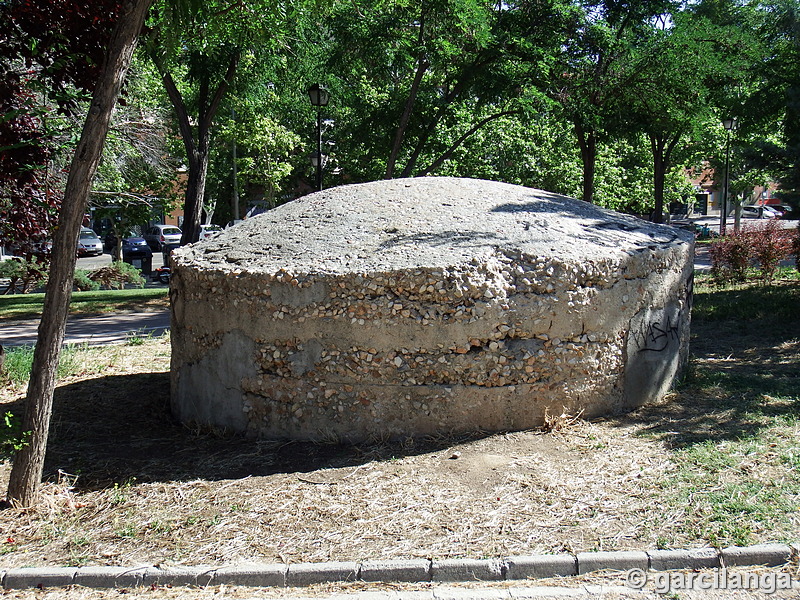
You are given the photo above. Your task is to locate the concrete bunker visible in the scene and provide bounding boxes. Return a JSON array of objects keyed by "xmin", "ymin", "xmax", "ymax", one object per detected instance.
[{"xmin": 170, "ymin": 178, "xmax": 694, "ymax": 442}]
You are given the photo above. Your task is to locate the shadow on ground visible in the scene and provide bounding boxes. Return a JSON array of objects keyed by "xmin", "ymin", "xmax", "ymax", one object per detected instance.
[
  {"xmin": 5, "ymin": 372, "xmax": 474, "ymax": 491},
  {"xmin": 611, "ymin": 309, "xmax": 800, "ymax": 449}
]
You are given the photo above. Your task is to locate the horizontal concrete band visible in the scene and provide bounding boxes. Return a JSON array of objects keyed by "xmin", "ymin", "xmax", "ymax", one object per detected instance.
[{"xmin": 1, "ymin": 544, "xmax": 795, "ymax": 590}]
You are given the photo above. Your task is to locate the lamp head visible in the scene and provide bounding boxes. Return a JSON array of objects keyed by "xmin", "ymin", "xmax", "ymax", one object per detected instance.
[{"xmin": 307, "ymin": 83, "xmax": 330, "ymax": 107}]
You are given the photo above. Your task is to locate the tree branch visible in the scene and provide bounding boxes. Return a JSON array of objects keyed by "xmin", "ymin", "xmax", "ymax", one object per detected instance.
[{"xmin": 417, "ymin": 109, "xmax": 520, "ymax": 176}]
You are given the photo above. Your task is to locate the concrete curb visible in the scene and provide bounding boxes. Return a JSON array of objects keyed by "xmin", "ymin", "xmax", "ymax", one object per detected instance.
[{"xmin": 1, "ymin": 544, "xmax": 795, "ymax": 590}]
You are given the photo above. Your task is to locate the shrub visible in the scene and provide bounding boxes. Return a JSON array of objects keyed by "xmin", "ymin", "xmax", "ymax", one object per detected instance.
[
  {"xmin": 709, "ymin": 222, "xmax": 797, "ymax": 285},
  {"xmin": 74, "ymin": 269, "xmax": 100, "ymax": 291},
  {"xmin": 0, "ymin": 257, "xmax": 48, "ymax": 294},
  {"xmin": 709, "ymin": 228, "xmax": 751, "ymax": 282},
  {"xmin": 88, "ymin": 261, "xmax": 146, "ymax": 289},
  {"xmin": 1, "ymin": 411, "xmax": 28, "ymax": 460},
  {"xmin": 748, "ymin": 220, "xmax": 795, "ymax": 284}
]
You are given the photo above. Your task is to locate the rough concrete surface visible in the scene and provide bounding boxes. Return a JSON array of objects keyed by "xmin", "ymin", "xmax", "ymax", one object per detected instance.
[{"xmin": 170, "ymin": 177, "xmax": 694, "ymax": 442}]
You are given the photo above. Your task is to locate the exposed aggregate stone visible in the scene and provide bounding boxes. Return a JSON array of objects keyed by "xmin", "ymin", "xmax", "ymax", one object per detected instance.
[{"xmin": 170, "ymin": 178, "xmax": 694, "ymax": 442}]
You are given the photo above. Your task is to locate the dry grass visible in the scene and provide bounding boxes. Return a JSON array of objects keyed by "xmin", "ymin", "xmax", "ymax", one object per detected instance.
[{"xmin": 0, "ymin": 289, "xmax": 798, "ymax": 578}]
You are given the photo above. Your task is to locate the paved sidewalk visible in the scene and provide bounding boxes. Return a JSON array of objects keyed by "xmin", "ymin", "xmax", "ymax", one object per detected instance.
[{"xmin": 2, "ymin": 310, "xmax": 170, "ymax": 348}]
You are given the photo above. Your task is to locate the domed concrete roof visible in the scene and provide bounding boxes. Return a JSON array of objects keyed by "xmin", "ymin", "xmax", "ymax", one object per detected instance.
[{"xmin": 174, "ymin": 177, "xmax": 691, "ymax": 275}]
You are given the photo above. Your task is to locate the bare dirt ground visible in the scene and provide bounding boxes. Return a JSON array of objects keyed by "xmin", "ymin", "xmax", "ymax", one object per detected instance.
[{"xmin": 0, "ymin": 280, "xmax": 798, "ymax": 600}]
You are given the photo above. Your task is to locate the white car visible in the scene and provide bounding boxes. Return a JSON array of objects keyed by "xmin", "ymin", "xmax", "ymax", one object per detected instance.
[
  {"xmin": 742, "ymin": 205, "xmax": 780, "ymax": 219},
  {"xmin": 200, "ymin": 224, "xmax": 223, "ymax": 239}
]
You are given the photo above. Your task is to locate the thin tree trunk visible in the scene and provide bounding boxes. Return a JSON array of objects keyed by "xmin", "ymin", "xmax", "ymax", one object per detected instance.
[
  {"xmin": 575, "ymin": 120, "xmax": 596, "ymax": 203},
  {"xmin": 157, "ymin": 54, "xmax": 238, "ymax": 246},
  {"xmin": 385, "ymin": 12, "xmax": 428, "ymax": 179},
  {"xmin": 6, "ymin": 0, "xmax": 153, "ymax": 507},
  {"xmin": 650, "ymin": 131, "xmax": 682, "ymax": 224},
  {"xmin": 385, "ymin": 58, "xmax": 428, "ymax": 179}
]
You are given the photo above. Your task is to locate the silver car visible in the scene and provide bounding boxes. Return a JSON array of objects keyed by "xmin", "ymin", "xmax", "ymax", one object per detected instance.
[
  {"xmin": 144, "ymin": 224, "xmax": 182, "ymax": 251},
  {"xmin": 77, "ymin": 227, "xmax": 103, "ymax": 256}
]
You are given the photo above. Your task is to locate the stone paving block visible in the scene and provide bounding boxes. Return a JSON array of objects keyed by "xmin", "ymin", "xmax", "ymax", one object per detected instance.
[
  {"xmin": 508, "ymin": 587, "xmax": 596, "ymax": 598},
  {"xmin": 286, "ymin": 561, "xmax": 359, "ymax": 587},
  {"xmin": 74, "ymin": 566, "xmax": 148, "ymax": 588},
  {"xmin": 647, "ymin": 548, "xmax": 720, "ymax": 571},
  {"xmin": 505, "ymin": 555, "xmax": 578, "ymax": 580},
  {"xmin": 211, "ymin": 563, "xmax": 286, "ymax": 587},
  {"xmin": 577, "ymin": 551, "xmax": 648, "ymax": 575},
  {"xmin": 326, "ymin": 592, "xmax": 399, "ymax": 600},
  {"xmin": 3, "ymin": 568, "xmax": 77, "ymax": 589},
  {"xmin": 431, "ymin": 558, "xmax": 505, "ymax": 582},
  {"xmin": 359, "ymin": 559, "xmax": 431, "ymax": 583},
  {"xmin": 721, "ymin": 544, "xmax": 793, "ymax": 568},
  {"xmin": 141, "ymin": 565, "xmax": 215, "ymax": 587},
  {"xmin": 381, "ymin": 592, "xmax": 433, "ymax": 600},
  {"xmin": 432, "ymin": 587, "xmax": 510, "ymax": 599}
]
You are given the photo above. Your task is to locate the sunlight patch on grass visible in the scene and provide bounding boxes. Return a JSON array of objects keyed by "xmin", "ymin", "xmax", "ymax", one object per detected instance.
[{"xmin": 0, "ymin": 287, "xmax": 168, "ymax": 320}]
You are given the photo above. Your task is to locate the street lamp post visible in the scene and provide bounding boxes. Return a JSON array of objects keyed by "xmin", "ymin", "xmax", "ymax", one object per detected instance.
[
  {"xmin": 720, "ymin": 117, "xmax": 737, "ymax": 236},
  {"xmin": 307, "ymin": 83, "xmax": 330, "ymax": 191}
]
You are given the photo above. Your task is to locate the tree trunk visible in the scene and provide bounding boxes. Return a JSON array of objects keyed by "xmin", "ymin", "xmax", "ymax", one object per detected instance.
[
  {"xmin": 650, "ymin": 131, "xmax": 682, "ymax": 225},
  {"xmin": 6, "ymin": 0, "xmax": 153, "ymax": 508},
  {"xmin": 156, "ymin": 54, "xmax": 238, "ymax": 246},
  {"xmin": 653, "ymin": 159, "xmax": 665, "ymax": 224},
  {"xmin": 181, "ymin": 144, "xmax": 209, "ymax": 245},
  {"xmin": 385, "ymin": 57, "xmax": 428, "ymax": 179},
  {"xmin": 575, "ymin": 120, "xmax": 596, "ymax": 203},
  {"xmin": 385, "ymin": 12, "xmax": 428, "ymax": 179}
]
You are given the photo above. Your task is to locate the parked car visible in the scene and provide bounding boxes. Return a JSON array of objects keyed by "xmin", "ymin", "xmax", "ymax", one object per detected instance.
[
  {"xmin": 200, "ymin": 223, "xmax": 223, "ymax": 239},
  {"xmin": 105, "ymin": 231, "xmax": 153, "ymax": 260},
  {"xmin": 773, "ymin": 204, "xmax": 794, "ymax": 218},
  {"xmin": 77, "ymin": 227, "xmax": 103, "ymax": 257},
  {"xmin": 144, "ymin": 224, "xmax": 182, "ymax": 251},
  {"xmin": 742, "ymin": 205, "xmax": 780, "ymax": 219}
]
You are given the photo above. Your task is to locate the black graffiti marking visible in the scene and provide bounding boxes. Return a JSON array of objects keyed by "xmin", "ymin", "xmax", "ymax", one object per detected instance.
[{"xmin": 632, "ymin": 316, "xmax": 680, "ymax": 353}]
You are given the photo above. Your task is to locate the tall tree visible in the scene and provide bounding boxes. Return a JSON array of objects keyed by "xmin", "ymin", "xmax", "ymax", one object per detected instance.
[
  {"xmin": 543, "ymin": 0, "xmax": 678, "ymax": 203},
  {"xmin": 147, "ymin": 0, "xmax": 288, "ymax": 244},
  {"xmin": 6, "ymin": 0, "xmax": 153, "ymax": 507},
  {"xmin": 620, "ymin": 8, "xmax": 755, "ymax": 222},
  {"xmin": 322, "ymin": 0, "xmax": 535, "ymax": 181},
  {"xmin": 744, "ymin": 0, "xmax": 800, "ymax": 207}
]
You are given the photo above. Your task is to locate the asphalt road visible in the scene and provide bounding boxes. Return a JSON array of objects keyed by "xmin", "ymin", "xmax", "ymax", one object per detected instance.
[{"xmin": 77, "ymin": 251, "xmax": 167, "ymax": 270}]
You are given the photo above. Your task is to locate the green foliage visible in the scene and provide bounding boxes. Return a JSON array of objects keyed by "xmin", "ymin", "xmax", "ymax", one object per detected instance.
[
  {"xmin": 1, "ymin": 411, "xmax": 29, "ymax": 460},
  {"xmin": 88, "ymin": 261, "xmax": 146, "ymax": 290},
  {"xmin": 73, "ymin": 269, "xmax": 100, "ymax": 292},
  {"xmin": 217, "ymin": 109, "xmax": 301, "ymax": 209},
  {"xmin": 0, "ymin": 257, "xmax": 48, "ymax": 294}
]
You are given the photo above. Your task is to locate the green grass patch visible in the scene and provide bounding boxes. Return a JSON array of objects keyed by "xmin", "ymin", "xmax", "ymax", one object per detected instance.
[
  {"xmin": 0, "ymin": 287, "xmax": 168, "ymax": 321},
  {"xmin": 693, "ymin": 275, "xmax": 800, "ymax": 323},
  {"xmin": 644, "ymin": 278, "xmax": 800, "ymax": 547},
  {"xmin": 1, "ymin": 343, "xmax": 113, "ymax": 388}
]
